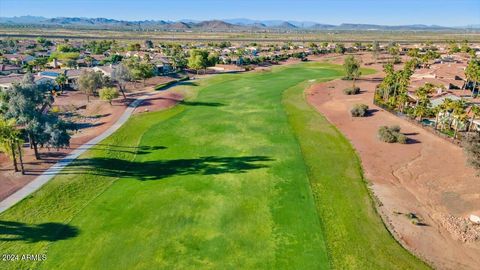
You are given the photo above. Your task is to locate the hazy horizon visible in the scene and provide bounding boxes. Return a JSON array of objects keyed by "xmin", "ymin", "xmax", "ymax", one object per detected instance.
[{"xmin": 1, "ymin": 0, "xmax": 479, "ymax": 27}]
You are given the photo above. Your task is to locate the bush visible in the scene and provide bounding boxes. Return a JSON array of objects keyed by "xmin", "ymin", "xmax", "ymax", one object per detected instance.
[
  {"xmin": 350, "ymin": 104, "xmax": 369, "ymax": 117},
  {"xmin": 378, "ymin": 126, "xmax": 398, "ymax": 143},
  {"xmin": 343, "ymin": 87, "xmax": 361, "ymax": 95},
  {"xmin": 378, "ymin": 125, "xmax": 407, "ymax": 143},
  {"xmin": 396, "ymin": 133, "xmax": 408, "ymax": 144},
  {"xmin": 390, "ymin": 125, "xmax": 401, "ymax": 133},
  {"xmin": 99, "ymin": 87, "xmax": 119, "ymax": 105}
]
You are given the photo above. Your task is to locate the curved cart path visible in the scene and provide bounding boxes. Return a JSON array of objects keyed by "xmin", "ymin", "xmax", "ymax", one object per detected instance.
[{"xmin": 0, "ymin": 90, "xmax": 180, "ymax": 213}]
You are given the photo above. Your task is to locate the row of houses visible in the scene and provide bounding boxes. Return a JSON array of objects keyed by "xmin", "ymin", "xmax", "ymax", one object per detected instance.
[{"xmin": 0, "ymin": 65, "xmax": 115, "ymax": 91}]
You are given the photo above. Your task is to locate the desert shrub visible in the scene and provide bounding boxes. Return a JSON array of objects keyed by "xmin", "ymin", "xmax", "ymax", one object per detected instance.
[
  {"xmin": 390, "ymin": 125, "xmax": 401, "ymax": 133},
  {"xmin": 343, "ymin": 87, "xmax": 361, "ymax": 95},
  {"xmin": 350, "ymin": 104, "xmax": 369, "ymax": 117},
  {"xmin": 378, "ymin": 126, "xmax": 398, "ymax": 143},
  {"xmin": 378, "ymin": 125, "xmax": 407, "ymax": 143},
  {"xmin": 396, "ymin": 133, "xmax": 408, "ymax": 144},
  {"xmin": 99, "ymin": 87, "xmax": 119, "ymax": 105}
]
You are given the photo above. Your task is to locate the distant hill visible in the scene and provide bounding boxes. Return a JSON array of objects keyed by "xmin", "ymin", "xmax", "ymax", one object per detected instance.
[
  {"xmin": 276, "ymin": 22, "xmax": 298, "ymax": 29},
  {"xmin": 165, "ymin": 21, "xmax": 191, "ymax": 30},
  {"xmin": 0, "ymin": 16, "xmax": 478, "ymax": 32},
  {"xmin": 193, "ymin": 20, "xmax": 235, "ymax": 30}
]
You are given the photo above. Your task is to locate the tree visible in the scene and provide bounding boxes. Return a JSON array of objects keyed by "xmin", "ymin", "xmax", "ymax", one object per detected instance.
[
  {"xmin": 125, "ymin": 57, "xmax": 155, "ymax": 86},
  {"xmin": 111, "ymin": 63, "xmax": 131, "ymax": 100},
  {"xmin": 388, "ymin": 44, "xmax": 400, "ymax": 57},
  {"xmin": 127, "ymin": 43, "xmax": 141, "ymax": 51},
  {"xmin": 171, "ymin": 52, "xmax": 187, "ymax": 70},
  {"xmin": 413, "ymin": 83, "xmax": 434, "ymax": 120},
  {"xmin": 188, "ymin": 49, "xmax": 208, "ymax": 74},
  {"xmin": 57, "ymin": 44, "xmax": 79, "ymax": 53},
  {"xmin": 31, "ymin": 56, "xmax": 49, "ymax": 71},
  {"xmin": 99, "ymin": 87, "xmax": 119, "ymax": 105},
  {"xmin": 435, "ymin": 98, "xmax": 453, "ymax": 131},
  {"xmin": 451, "ymin": 99, "xmax": 467, "ymax": 140},
  {"xmin": 460, "ymin": 40, "xmax": 472, "ymax": 54},
  {"xmin": 78, "ymin": 70, "xmax": 104, "ymax": 102},
  {"xmin": 0, "ymin": 117, "xmax": 24, "ymax": 174},
  {"xmin": 145, "ymin": 40, "xmax": 154, "ymax": 49},
  {"xmin": 0, "ymin": 74, "xmax": 70, "ymax": 159},
  {"xmin": 376, "ymin": 60, "xmax": 415, "ymax": 112},
  {"xmin": 135, "ymin": 62, "xmax": 155, "ymax": 85},
  {"xmin": 334, "ymin": 43, "xmax": 346, "ymax": 54},
  {"xmin": 448, "ymin": 41, "xmax": 460, "ymax": 54},
  {"xmin": 84, "ymin": 55, "xmax": 94, "ymax": 67},
  {"xmin": 207, "ymin": 52, "xmax": 220, "ymax": 67},
  {"xmin": 468, "ymin": 105, "xmax": 480, "ymax": 131},
  {"xmin": 66, "ymin": 59, "xmax": 78, "ymax": 69},
  {"xmin": 343, "ymin": 55, "xmax": 362, "ymax": 88},
  {"xmin": 407, "ymin": 48, "xmax": 420, "ymax": 58},
  {"xmin": 85, "ymin": 40, "xmax": 113, "ymax": 54},
  {"xmin": 164, "ymin": 44, "xmax": 187, "ymax": 71},
  {"xmin": 372, "ymin": 41, "xmax": 380, "ymax": 62},
  {"xmin": 465, "ymin": 58, "xmax": 480, "ymax": 96},
  {"xmin": 55, "ymin": 73, "xmax": 68, "ymax": 93}
]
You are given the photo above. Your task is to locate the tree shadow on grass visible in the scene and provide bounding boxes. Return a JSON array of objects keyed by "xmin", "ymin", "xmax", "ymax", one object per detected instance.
[
  {"xmin": 69, "ymin": 144, "xmax": 167, "ymax": 155},
  {"xmin": 138, "ymin": 96, "xmax": 225, "ymax": 107},
  {"xmin": 75, "ymin": 144, "xmax": 167, "ymax": 155},
  {"xmin": 0, "ymin": 221, "xmax": 79, "ymax": 243},
  {"xmin": 53, "ymin": 155, "xmax": 274, "ymax": 181},
  {"xmin": 179, "ymin": 100, "xmax": 225, "ymax": 107}
]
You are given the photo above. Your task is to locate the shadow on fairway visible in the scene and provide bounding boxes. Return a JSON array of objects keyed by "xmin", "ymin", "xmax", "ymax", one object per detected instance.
[
  {"xmin": 179, "ymin": 100, "xmax": 225, "ymax": 107},
  {"xmin": 139, "ymin": 96, "xmax": 225, "ymax": 107},
  {"xmin": 53, "ymin": 155, "xmax": 273, "ymax": 180},
  {"xmin": 0, "ymin": 220, "xmax": 79, "ymax": 243},
  {"xmin": 70, "ymin": 144, "xmax": 167, "ymax": 155}
]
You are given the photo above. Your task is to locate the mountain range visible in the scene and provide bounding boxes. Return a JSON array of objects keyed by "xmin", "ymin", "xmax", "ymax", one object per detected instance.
[{"xmin": 0, "ymin": 16, "xmax": 478, "ymax": 31}]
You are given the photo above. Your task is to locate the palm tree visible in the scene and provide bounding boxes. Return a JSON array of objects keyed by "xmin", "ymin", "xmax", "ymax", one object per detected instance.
[
  {"xmin": 84, "ymin": 55, "xmax": 94, "ymax": 67},
  {"xmin": 433, "ymin": 106, "xmax": 442, "ymax": 130},
  {"xmin": 465, "ymin": 59, "xmax": 480, "ymax": 97},
  {"xmin": 436, "ymin": 98, "xmax": 453, "ymax": 131},
  {"xmin": 55, "ymin": 73, "xmax": 68, "ymax": 93},
  {"xmin": 413, "ymin": 83, "xmax": 435, "ymax": 119},
  {"xmin": 0, "ymin": 118, "xmax": 24, "ymax": 174},
  {"xmin": 468, "ymin": 105, "xmax": 480, "ymax": 131},
  {"xmin": 451, "ymin": 99, "xmax": 467, "ymax": 140}
]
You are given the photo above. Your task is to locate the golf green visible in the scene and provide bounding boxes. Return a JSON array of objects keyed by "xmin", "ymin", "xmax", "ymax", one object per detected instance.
[{"xmin": 0, "ymin": 63, "xmax": 428, "ymax": 269}]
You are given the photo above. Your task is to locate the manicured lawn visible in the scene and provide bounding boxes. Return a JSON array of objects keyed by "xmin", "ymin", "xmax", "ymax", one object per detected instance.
[{"xmin": 0, "ymin": 63, "xmax": 428, "ymax": 269}]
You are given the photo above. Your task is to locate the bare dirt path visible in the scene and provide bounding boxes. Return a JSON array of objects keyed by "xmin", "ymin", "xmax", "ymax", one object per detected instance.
[{"xmin": 307, "ymin": 71, "xmax": 480, "ymax": 269}]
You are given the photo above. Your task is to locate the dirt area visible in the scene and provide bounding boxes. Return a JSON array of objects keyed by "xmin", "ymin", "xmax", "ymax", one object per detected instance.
[
  {"xmin": 0, "ymin": 77, "xmax": 182, "ymax": 202},
  {"xmin": 307, "ymin": 53, "xmax": 480, "ymax": 269}
]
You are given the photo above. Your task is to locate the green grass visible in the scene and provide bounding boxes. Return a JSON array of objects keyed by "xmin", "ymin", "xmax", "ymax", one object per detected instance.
[{"xmin": 0, "ymin": 63, "xmax": 428, "ymax": 269}]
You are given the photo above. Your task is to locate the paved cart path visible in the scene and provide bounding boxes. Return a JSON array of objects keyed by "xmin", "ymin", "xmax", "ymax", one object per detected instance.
[{"xmin": 0, "ymin": 96, "xmax": 148, "ymax": 213}]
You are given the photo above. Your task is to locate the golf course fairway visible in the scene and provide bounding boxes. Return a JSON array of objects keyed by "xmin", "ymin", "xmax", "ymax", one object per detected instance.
[{"xmin": 0, "ymin": 62, "xmax": 429, "ymax": 269}]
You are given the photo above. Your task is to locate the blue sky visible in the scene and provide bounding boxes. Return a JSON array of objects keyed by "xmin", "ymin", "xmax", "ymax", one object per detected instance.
[{"xmin": 1, "ymin": 0, "xmax": 479, "ymax": 26}]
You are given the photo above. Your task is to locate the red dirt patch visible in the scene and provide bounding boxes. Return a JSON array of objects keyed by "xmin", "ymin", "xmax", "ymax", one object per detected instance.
[{"xmin": 307, "ymin": 65, "xmax": 480, "ymax": 269}]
